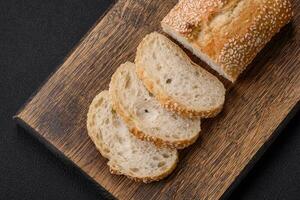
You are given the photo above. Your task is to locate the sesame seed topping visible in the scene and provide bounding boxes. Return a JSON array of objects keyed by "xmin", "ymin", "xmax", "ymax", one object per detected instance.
[{"xmin": 163, "ymin": 0, "xmax": 293, "ymax": 80}]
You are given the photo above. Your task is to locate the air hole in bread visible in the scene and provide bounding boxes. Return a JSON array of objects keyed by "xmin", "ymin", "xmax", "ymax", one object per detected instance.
[
  {"xmin": 132, "ymin": 149, "xmax": 137, "ymax": 153},
  {"xmin": 117, "ymin": 152, "xmax": 123, "ymax": 156},
  {"xmin": 96, "ymin": 134, "xmax": 100, "ymax": 140},
  {"xmin": 153, "ymin": 156, "xmax": 159, "ymax": 160},
  {"xmin": 103, "ymin": 148, "xmax": 110, "ymax": 154},
  {"xmin": 153, "ymin": 53, "xmax": 157, "ymax": 60},
  {"xmin": 94, "ymin": 99, "xmax": 103, "ymax": 108},
  {"xmin": 172, "ymin": 134, "xmax": 179, "ymax": 139},
  {"xmin": 150, "ymin": 162, "xmax": 155, "ymax": 168},
  {"xmin": 166, "ymin": 78, "xmax": 172, "ymax": 84},
  {"xmin": 130, "ymin": 168, "xmax": 139, "ymax": 172},
  {"xmin": 162, "ymin": 153, "xmax": 169, "ymax": 158},
  {"xmin": 192, "ymin": 85, "xmax": 198, "ymax": 89},
  {"xmin": 124, "ymin": 76, "xmax": 131, "ymax": 89},
  {"xmin": 120, "ymin": 70, "xmax": 125, "ymax": 75},
  {"xmin": 156, "ymin": 64, "xmax": 162, "ymax": 71},
  {"xmin": 115, "ymin": 135, "xmax": 123, "ymax": 144},
  {"xmin": 112, "ymin": 119, "xmax": 120, "ymax": 128},
  {"xmin": 148, "ymin": 91, "xmax": 153, "ymax": 97},
  {"xmin": 152, "ymin": 127, "xmax": 161, "ymax": 132},
  {"xmin": 104, "ymin": 118, "xmax": 109, "ymax": 125},
  {"xmin": 144, "ymin": 109, "xmax": 149, "ymax": 113},
  {"xmin": 171, "ymin": 115, "xmax": 178, "ymax": 120},
  {"xmin": 158, "ymin": 161, "xmax": 165, "ymax": 167}
]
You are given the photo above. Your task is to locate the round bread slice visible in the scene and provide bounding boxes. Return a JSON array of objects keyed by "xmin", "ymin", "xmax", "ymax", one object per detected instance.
[
  {"xmin": 135, "ymin": 32, "xmax": 226, "ymax": 118},
  {"xmin": 87, "ymin": 91, "xmax": 178, "ymax": 183},
  {"xmin": 109, "ymin": 62, "xmax": 201, "ymax": 149}
]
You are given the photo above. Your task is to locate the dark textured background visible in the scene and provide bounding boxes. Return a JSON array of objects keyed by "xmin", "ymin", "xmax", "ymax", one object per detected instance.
[{"xmin": 0, "ymin": 0, "xmax": 299, "ymax": 199}]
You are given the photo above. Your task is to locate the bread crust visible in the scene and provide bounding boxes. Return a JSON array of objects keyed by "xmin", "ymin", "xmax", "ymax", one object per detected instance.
[
  {"xmin": 87, "ymin": 91, "xmax": 178, "ymax": 183},
  {"xmin": 135, "ymin": 32, "xmax": 225, "ymax": 119},
  {"xmin": 109, "ymin": 155, "xmax": 179, "ymax": 183},
  {"xmin": 162, "ymin": 0, "xmax": 293, "ymax": 82},
  {"xmin": 109, "ymin": 62, "xmax": 201, "ymax": 149}
]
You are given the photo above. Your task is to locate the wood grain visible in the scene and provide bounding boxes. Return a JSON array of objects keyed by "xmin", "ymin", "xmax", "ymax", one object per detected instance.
[{"xmin": 16, "ymin": 0, "xmax": 300, "ymax": 199}]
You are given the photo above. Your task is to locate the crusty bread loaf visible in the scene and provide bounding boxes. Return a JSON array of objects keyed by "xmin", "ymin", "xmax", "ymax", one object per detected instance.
[
  {"xmin": 162, "ymin": 0, "xmax": 293, "ymax": 82},
  {"xmin": 135, "ymin": 32, "xmax": 225, "ymax": 118},
  {"xmin": 87, "ymin": 91, "xmax": 178, "ymax": 183},
  {"xmin": 109, "ymin": 62, "xmax": 201, "ymax": 149}
]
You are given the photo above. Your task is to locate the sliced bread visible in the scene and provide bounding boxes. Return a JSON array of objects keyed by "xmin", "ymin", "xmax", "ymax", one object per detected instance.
[
  {"xmin": 87, "ymin": 91, "xmax": 178, "ymax": 183},
  {"xmin": 109, "ymin": 62, "xmax": 201, "ymax": 149},
  {"xmin": 135, "ymin": 32, "xmax": 226, "ymax": 118}
]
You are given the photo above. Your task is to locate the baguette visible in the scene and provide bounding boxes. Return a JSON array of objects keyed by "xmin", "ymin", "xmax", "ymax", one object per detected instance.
[
  {"xmin": 135, "ymin": 32, "xmax": 225, "ymax": 118},
  {"xmin": 109, "ymin": 62, "xmax": 201, "ymax": 149},
  {"xmin": 87, "ymin": 91, "xmax": 178, "ymax": 183},
  {"xmin": 162, "ymin": 0, "xmax": 293, "ymax": 82}
]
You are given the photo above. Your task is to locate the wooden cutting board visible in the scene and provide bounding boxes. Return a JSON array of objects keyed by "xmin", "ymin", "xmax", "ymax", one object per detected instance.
[{"xmin": 15, "ymin": 0, "xmax": 300, "ymax": 199}]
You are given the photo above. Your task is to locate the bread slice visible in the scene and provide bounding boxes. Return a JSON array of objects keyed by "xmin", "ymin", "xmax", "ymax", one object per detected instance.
[
  {"xmin": 135, "ymin": 32, "xmax": 225, "ymax": 119},
  {"xmin": 87, "ymin": 91, "xmax": 178, "ymax": 183},
  {"xmin": 109, "ymin": 62, "xmax": 201, "ymax": 149},
  {"xmin": 161, "ymin": 0, "xmax": 293, "ymax": 82}
]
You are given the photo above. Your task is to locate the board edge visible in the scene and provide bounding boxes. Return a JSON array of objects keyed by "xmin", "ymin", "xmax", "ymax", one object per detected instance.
[
  {"xmin": 13, "ymin": 116, "xmax": 116, "ymax": 200},
  {"xmin": 221, "ymin": 101, "xmax": 300, "ymax": 200}
]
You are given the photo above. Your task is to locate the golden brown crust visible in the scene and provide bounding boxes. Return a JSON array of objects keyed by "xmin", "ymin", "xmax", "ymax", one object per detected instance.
[
  {"xmin": 109, "ymin": 154, "xmax": 179, "ymax": 183},
  {"xmin": 162, "ymin": 0, "xmax": 293, "ymax": 81},
  {"xmin": 130, "ymin": 126, "xmax": 199, "ymax": 150}
]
